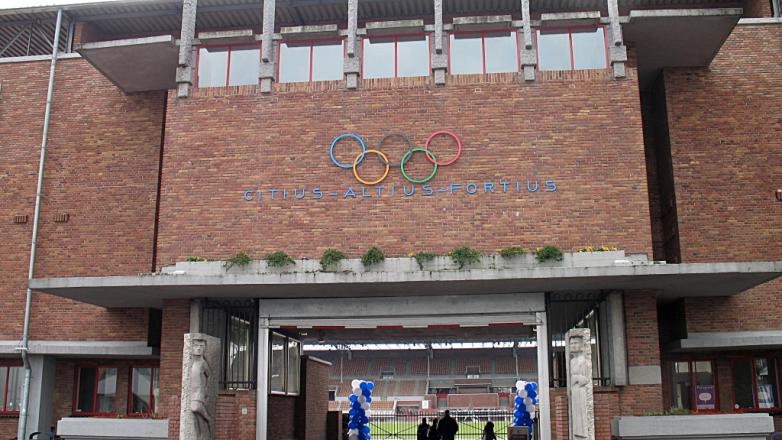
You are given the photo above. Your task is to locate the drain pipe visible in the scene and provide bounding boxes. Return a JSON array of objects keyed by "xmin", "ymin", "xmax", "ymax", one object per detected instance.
[{"xmin": 17, "ymin": 9, "xmax": 62, "ymax": 440}]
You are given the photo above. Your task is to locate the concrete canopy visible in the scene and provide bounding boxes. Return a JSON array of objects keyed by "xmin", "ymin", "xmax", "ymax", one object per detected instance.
[
  {"xmin": 28, "ymin": 261, "xmax": 782, "ymax": 309},
  {"xmin": 667, "ymin": 330, "xmax": 782, "ymax": 352},
  {"xmin": 622, "ymin": 8, "xmax": 742, "ymax": 88},
  {"xmin": 76, "ymin": 35, "xmax": 178, "ymax": 93}
]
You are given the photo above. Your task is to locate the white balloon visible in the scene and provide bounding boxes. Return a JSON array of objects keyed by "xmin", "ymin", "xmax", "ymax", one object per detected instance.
[
  {"xmin": 349, "ymin": 434, "xmax": 358, "ymax": 440},
  {"xmin": 526, "ymin": 404, "xmax": 536, "ymax": 413},
  {"xmin": 518, "ymin": 389, "xmax": 528, "ymax": 398},
  {"xmin": 365, "ymin": 409, "xmax": 372, "ymax": 417},
  {"xmin": 348, "ymin": 429, "xmax": 358, "ymax": 435},
  {"xmin": 516, "ymin": 380, "xmax": 526, "ymax": 389},
  {"xmin": 358, "ymin": 395, "xmax": 366, "ymax": 404},
  {"xmin": 353, "ymin": 387, "xmax": 362, "ymax": 397},
  {"xmin": 361, "ymin": 402, "xmax": 370, "ymax": 410},
  {"xmin": 524, "ymin": 397, "xmax": 533, "ymax": 406},
  {"xmin": 351, "ymin": 379, "xmax": 361, "ymax": 389}
]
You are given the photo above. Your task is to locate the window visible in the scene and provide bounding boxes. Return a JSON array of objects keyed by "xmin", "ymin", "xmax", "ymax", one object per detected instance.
[
  {"xmin": 74, "ymin": 367, "xmax": 117, "ymax": 415},
  {"xmin": 465, "ymin": 366, "xmax": 481, "ymax": 379},
  {"xmin": 279, "ymin": 39, "xmax": 344, "ymax": 83},
  {"xmin": 129, "ymin": 367, "xmax": 159, "ymax": 415},
  {"xmin": 380, "ymin": 368, "xmax": 395, "ymax": 379},
  {"xmin": 269, "ymin": 333, "xmax": 300, "ymax": 395},
  {"xmin": 0, "ymin": 366, "xmax": 23, "ymax": 414},
  {"xmin": 449, "ymin": 30, "xmax": 518, "ymax": 75},
  {"xmin": 537, "ymin": 27, "xmax": 607, "ymax": 71},
  {"xmin": 197, "ymin": 44, "xmax": 261, "ymax": 88},
  {"xmin": 670, "ymin": 361, "xmax": 716, "ymax": 411},
  {"xmin": 362, "ymin": 34, "xmax": 430, "ymax": 79},
  {"xmin": 733, "ymin": 358, "xmax": 781, "ymax": 410},
  {"xmin": 201, "ymin": 299, "xmax": 258, "ymax": 390}
]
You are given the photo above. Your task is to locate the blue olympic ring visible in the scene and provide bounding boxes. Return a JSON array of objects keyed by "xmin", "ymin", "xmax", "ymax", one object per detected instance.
[{"xmin": 330, "ymin": 133, "xmax": 367, "ymax": 169}]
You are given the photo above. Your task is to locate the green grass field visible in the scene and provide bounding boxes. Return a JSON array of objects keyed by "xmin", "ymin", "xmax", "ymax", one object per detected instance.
[{"xmin": 367, "ymin": 419, "xmax": 513, "ymax": 440}]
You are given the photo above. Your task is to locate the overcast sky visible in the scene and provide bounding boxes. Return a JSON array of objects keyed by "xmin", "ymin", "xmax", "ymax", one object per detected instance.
[{"xmin": 1, "ymin": 0, "xmax": 127, "ymax": 9}]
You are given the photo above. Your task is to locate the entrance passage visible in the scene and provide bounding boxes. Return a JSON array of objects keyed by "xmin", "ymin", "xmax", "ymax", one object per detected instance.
[{"xmin": 370, "ymin": 409, "xmax": 519, "ymax": 440}]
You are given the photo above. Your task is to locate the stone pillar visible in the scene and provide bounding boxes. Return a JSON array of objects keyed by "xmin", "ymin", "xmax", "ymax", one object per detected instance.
[
  {"xmin": 344, "ymin": 0, "xmax": 360, "ymax": 89},
  {"xmin": 176, "ymin": 0, "xmax": 198, "ymax": 98},
  {"xmin": 606, "ymin": 292, "xmax": 628, "ymax": 386},
  {"xmin": 180, "ymin": 333, "xmax": 220, "ymax": 440},
  {"xmin": 256, "ymin": 318, "xmax": 270, "ymax": 440},
  {"xmin": 535, "ymin": 312, "xmax": 552, "ymax": 440},
  {"xmin": 23, "ymin": 355, "xmax": 56, "ymax": 439},
  {"xmin": 260, "ymin": 0, "xmax": 277, "ymax": 93},
  {"xmin": 432, "ymin": 0, "xmax": 447, "ymax": 85},
  {"xmin": 606, "ymin": 0, "xmax": 628, "ymax": 79},
  {"xmin": 566, "ymin": 328, "xmax": 595, "ymax": 440},
  {"xmin": 519, "ymin": 0, "xmax": 536, "ymax": 81}
]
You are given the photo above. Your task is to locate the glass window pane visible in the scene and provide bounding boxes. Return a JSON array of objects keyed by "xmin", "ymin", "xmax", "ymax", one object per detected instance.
[
  {"xmin": 131, "ymin": 368, "xmax": 152, "ymax": 414},
  {"xmin": 362, "ymin": 37, "xmax": 395, "ymax": 79},
  {"xmin": 228, "ymin": 46, "xmax": 260, "ymax": 86},
  {"xmin": 694, "ymin": 362, "xmax": 716, "ymax": 410},
  {"xmin": 312, "ymin": 41, "xmax": 343, "ymax": 81},
  {"xmin": 449, "ymin": 33, "xmax": 483, "ymax": 75},
  {"xmin": 538, "ymin": 30, "xmax": 571, "ymax": 71},
  {"xmin": 0, "ymin": 368, "xmax": 7, "ymax": 411},
  {"xmin": 270, "ymin": 333, "xmax": 285, "ymax": 393},
  {"xmin": 396, "ymin": 35, "xmax": 429, "ymax": 78},
  {"xmin": 279, "ymin": 42, "xmax": 311, "ymax": 83},
  {"xmin": 287, "ymin": 339, "xmax": 300, "ymax": 395},
  {"xmin": 572, "ymin": 28, "xmax": 606, "ymax": 70},
  {"xmin": 755, "ymin": 358, "xmax": 779, "ymax": 408},
  {"xmin": 733, "ymin": 359, "xmax": 756, "ymax": 409},
  {"xmin": 5, "ymin": 368, "xmax": 23, "ymax": 413},
  {"xmin": 96, "ymin": 368, "xmax": 117, "ymax": 413},
  {"xmin": 76, "ymin": 368, "xmax": 96, "ymax": 413},
  {"xmin": 484, "ymin": 31, "xmax": 518, "ymax": 73},
  {"xmin": 198, "ymin": 47, "xmax": 229, "ymax": 87},
  {"xmin": 229, "ymin": 315, "xmax": 251, "ymax": 388},
  {"xmin": 671, "ymin": 361, "xmax": 691, "ymax": 410},
  {"xmin": 152, "ymin": 368, "xmax": 159, "ymax": 413}
]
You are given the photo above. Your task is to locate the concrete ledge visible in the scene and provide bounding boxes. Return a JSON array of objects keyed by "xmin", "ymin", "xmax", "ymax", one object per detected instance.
[
  {"xmin": 57, "ymin": 418, "xmax": 168, "ymax": 440},
  {"xmin": 541, "ymin": 11, "xmax": 601, "ymax": 26},
  {"xmin": 0, "ymin": 340, "xmax": 157, "ymax": 358},
  {"xmin": 0, "ymin": 52, "xmax": 81, "ymax": 64},
  {"xmin": 280, "ymin": 24, "xmax": 339, "ymax": 39},
  {"xmin": 668, "ymin": 330, "xmax": 782, "ymax": 352},
  {"xmin": 366, "ymin": 19, "xmax": 425, "ymax": 36},
  {"xmin": 197, "ymin": 29, "xmax": 255, "ymax": 43},
  {"xmin": 612, "ymin": 413, "xmax": 774, "ymax": 439},
  {"xmin": 452, "ymin": 15, "xmax": 512, "ymax": 31},
  {"xmin": 738, "ymin": 17, "xmax": 782, "ymax": 25}
]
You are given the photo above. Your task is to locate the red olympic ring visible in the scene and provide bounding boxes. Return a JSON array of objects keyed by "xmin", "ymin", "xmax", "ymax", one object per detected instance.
[{"xmin": 424, "ymin": 130, "xmax": 462, "ymax": 166}]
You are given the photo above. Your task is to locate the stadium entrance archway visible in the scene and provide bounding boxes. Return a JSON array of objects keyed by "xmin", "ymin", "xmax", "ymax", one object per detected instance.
[{"xmin": 257, "ymin": 293, "xmax": 550, "ymax": 440}]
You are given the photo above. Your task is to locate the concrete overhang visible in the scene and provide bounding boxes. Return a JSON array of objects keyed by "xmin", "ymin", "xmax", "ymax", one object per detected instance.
[
  {"xmin": 0, "ymin": 340, "xmax": 158, "ymax": 358},
  {"xmin": 76, "ymin": 35, "xmax": 178, "ymax": 93},
  {"xmin": 667, "ymin": 330, "xmax": 782, "ymax": 352},
  {"xmin": 28, "ymin": 261, "xmax": 782, "ymax": 309},
  {"xmin": 622, "ymin": 8, "xmax": 742, "ymax": 88}
]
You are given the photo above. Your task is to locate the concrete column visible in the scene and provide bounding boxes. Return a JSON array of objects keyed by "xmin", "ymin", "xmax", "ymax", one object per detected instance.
[
  {"xmin": 607, "ymin": 292, "xmax": 628, "ymax": 386},
  {"xmin": 344, "ymin": 0, "xmax": 360, "ymax": 89},
  {"xmin": 189, "ymin": 299, "xmax": 201, "ymax": 333},
  {"xmin": 432, "ymin": 0, "xmax": 447, "ymax": 85},
  {"xmin": 606, "ymin": 0, "xmax": 628, "ymax": 79},
  {"xmin": 536, "ymin": 312, "xmax": 552, "ymax": 440},
  {"xmin": 25, "ymin": 355, "xmax": 56, "ymax": 438},
  {"xmin": 260, "ymin": 0, "xmax": 277, "ymax": 93},
  {"xmin": 256, "ymin": 318, "xmax": 270, "ymax": 440},
  {"xmin": 519, "ymin": 0, "xmax": 536, "ymax": 81},
  {"xmin": 176, "ymin": 0, "xmax": 198, "ymax": 98}
]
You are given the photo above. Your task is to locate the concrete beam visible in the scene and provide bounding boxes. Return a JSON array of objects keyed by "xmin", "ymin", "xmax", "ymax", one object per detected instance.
[
  {"xmin": 280, "ymin": 24, "xmax": 339, "ymax": 39},
  {"xmin": 606, "ymin": 292, "xmax": 628, "ymax": 386},
  {"xmin": 260, "ymin": 0, "xmax": 276, "ymax": 93},
  {"xmin": 256, "ymin": 318, "xmax": 270, "ymax": 440},
  {"xmin": 175, "ymin": 0, "xmax": 197, "ymax": 98},
  {"xmin": 345, "ymin": 0, "xmax": 359, "ymax": 89},
  {"xmin": 0, "ymin": 340, "xmax": 158, "ymax": 358},
  {"xmin": 25, "ymin": 355, "xmax": 56, "ymax": 440},
  {"xmin": 519, "ymin": 0, "xmax": 535, "ymax": 81},
  {"xmin": 667, "ymin": 330, "xmax": 782, "ymax": 352},
  {"xmin": 452, "ymin": 15, "xmax": 512, "ymax": 31},
  {"xmin": 540, "ymin": 11, "xmax": 600, "ymax": 26},
  {"xmin": 606, "ymin": 0, "xmax": 626, "ymax": 78},
  {"xmin": 432, "ymin": 0, "xmax": 446, "ymax": 85},
  {"xmin": 535, "ymin": 311, "xmax": 551, "ymax": 440},
  {"xmin": 612, "ymin": 413, "xmax": 774, "ymax": 439},
  {"xmin": 197, "ymin": 29, "xmax": 255, "ymax": 43}
]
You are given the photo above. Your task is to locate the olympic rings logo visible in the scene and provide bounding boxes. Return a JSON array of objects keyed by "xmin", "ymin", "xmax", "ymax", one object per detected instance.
[{"xmin": 329, "ymin": 130, "xmax": 462, "ymax": 185}]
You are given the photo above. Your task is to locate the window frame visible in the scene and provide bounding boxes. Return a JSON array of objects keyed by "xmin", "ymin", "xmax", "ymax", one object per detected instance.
[
  {"xmin": 535, "ymin": 25, "xmax": 610, "ymax": 71},
  {"xmin": 360, "ymin": 33, "xmax": 432, "ymax": 79},
  {"xmin": 269, "ymin": 332, "xmax": 301, "ymax": 397},
  {"xmin": 668, "ymin": 359, "xmax": 720, "ymax": 413},
  {"xmin": 127, "ymin": 365, "xmax": 160, "ymax": 416},
  {"xmin": 276, "ymin": 36, "xmax": 346, "ymax": 83},
  {"xmin": 730, "ymin": 356, "xmax": 782, "ymax": 412},
  {"xmin": 72, "ymin": 365, "xmax": 119, "ymax": 417},
  {"xmin": 194, "ymin": 42, "xmax": 262, "ymax": 88},
  {"xmin": 0, "ymin": 365, "xmax": 23, "ymax": 415},
  {"xmin": 447, "ymin": 29, "xmax": 521, "ymax": 75}
]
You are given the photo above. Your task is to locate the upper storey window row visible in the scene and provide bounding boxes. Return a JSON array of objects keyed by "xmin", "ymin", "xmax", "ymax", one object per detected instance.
[{"xmin": 194, "ymin": 26, "xmax": 609, "ymax": 88}]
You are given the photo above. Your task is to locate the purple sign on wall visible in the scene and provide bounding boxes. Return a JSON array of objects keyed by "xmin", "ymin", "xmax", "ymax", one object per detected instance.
[{"xmin": 696, "ymin": 384, "xmax": 716, "ymax": 410}]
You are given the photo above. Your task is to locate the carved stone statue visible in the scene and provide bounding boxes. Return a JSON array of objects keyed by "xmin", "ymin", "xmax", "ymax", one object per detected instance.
[
  {"xmin": 180, "ymin": 333, "xmax": 220, "ymax": 440},
  {"xmin": 565, "ymin": 328, "xmax": 594, "ymax": 440}
]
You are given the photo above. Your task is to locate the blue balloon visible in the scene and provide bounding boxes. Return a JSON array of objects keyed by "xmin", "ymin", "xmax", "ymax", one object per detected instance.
[
  {"xmin": 528, "ymin": 390, "xmax": 537, "ymax": 399},
  {"xmin": 515, "ymin": 396, "xmax": 523, "ymax": 405},
  {"xmin": 366, "ymin": 396, "xmax": 372, "ymax": 403},
  {"xmin": 360, "ymin": 382, "xmax": 368, "ymax": 390},
  {"xmin": 361, "ymin": 425, "xmax": 370, "ymax": 434},
  {"xmin": 367, "ymin": 382, "xmax": 375, "ymax": 390},
  {"xmin": 348, "ymin": 421, "xmax": 357, "ymax": 429},
  {"xmin": 362, "ymin": 389, "xmax": 371, "ymax": 397},
  {"xmin": 349, "ymin": 395, "xmax": 358, "ymax": 403}
]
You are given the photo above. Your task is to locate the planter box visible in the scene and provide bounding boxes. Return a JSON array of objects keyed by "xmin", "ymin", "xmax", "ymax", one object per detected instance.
[
  {"xmin": 611, "ymin": 413, "xmax": 775, "ymax": 439},
  {"xmin": 57, "ymin": 418, "xmax": 168, "ymax": 440}
]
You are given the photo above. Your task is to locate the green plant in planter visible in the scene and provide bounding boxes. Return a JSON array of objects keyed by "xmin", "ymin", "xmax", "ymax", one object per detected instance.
[
  {"xmin": 535, "ymin": 246, "xmax": 563, "ymax": 262},
  {"xmin": 411, "ymin": 252, "xmax": 437, "ymax": 270},
  {"xmin": 449, "ymin": 246, "xmax": 481, "ymax": 269},
  {"xmin": 224, "ymin": 251, "xmax": 252, "ymax": 270},
  {"xmin": 265, "ymin": 251, "xmax": 295, "ymax": 268},
  {"xmin": 320, "ymin": 248, "xmax": 347, "ymax": 271},
  {"xmin": 499, "ymin": 246, "xmax": 526, "ymax": 259},
  {"xmin": 577, "ymin": 246, "xmax": 619, "ymax": 252},
  {"xmin": 185, "ymin": 256, "xmax": 207, "ymax": 262},
  {"xmin": 361, "ymin": 246, "xmax": 385, "ymax": 267}
]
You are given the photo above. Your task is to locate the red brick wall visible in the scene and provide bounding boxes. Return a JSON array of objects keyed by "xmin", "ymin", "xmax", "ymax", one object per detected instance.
[
  {"xmin": 549, "ymin": 387, "xmax": 620, "ymax": 440},
  {"xmin": 159, "ymin": 299, "xmax": 190, "ymax": 438},
  {"xmin": 268, "ymin": 395, "xmax": 297, "ymax": 440},
  {"xmin": 156, "ymin": 70, "xmax": 652, "ymax": 266},
  {"xmin": 0, "ymin": 57, "xmax": 164, "ymax": 341},
  {"xmin": 298, "ymin": 357, "xmax": 331, "ymax": 440},
  {"xmin": 621, "ymin": 291, "xmax": 664, "ymax": 414},
  {"xmin": 743, "ymin": 0, "xmax": 774, "ymax": 18},
  {"xmin": 216, "ymin": 390, "xmax": 256, "ymax": 440},
  {"xmin": 664, "ymin": 24, "xmax": 782, "ymax": 332}
]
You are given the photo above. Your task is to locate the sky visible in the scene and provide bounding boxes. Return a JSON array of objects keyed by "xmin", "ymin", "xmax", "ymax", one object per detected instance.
[{"xmin": 1, "ymin": 0, "xmax": 128, "ymax": 9}]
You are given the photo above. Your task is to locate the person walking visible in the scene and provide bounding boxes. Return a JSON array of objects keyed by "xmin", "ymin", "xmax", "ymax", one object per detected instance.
[
  {"xmin": 437, "ymin": 410, "xmax": 459, "ymax": 440},
  {"xmin": 417, "ymin": 418, "xmax": 431, "ymax": 440},
  {"xmin": 482, "ymin": 421, "xmax": 497, "ymax": 440},
  {"xmin": 428, "ymin": 418, "xmax": 440, "ymax": 440}
]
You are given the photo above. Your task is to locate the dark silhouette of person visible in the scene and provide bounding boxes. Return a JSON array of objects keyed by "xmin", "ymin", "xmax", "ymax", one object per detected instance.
[
  {"xmin": 417, "ymin": 417, "xmax": 430, "ymax": 440},
  {"xmin": 428, "ymin": 418, "xmax": 440, "ymax": 440},
  {"xmin": 437, "ymin": 410, "xmax": 459, "ymax": 440},
  {"xmin": 483, "ymin": 421, "xmax": 497, "ymax": 440}
]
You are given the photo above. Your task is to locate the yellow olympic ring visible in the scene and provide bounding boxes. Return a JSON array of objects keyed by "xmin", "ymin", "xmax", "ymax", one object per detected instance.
[{"xmin": 352, "ymin": 149, "xmax": 390, "ymax": 185}]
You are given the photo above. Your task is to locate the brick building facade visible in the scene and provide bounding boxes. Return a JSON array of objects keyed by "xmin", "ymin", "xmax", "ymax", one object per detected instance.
[{"xmin": 0, "ymin": 0, "xmax": 781, "ymax": 439}]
